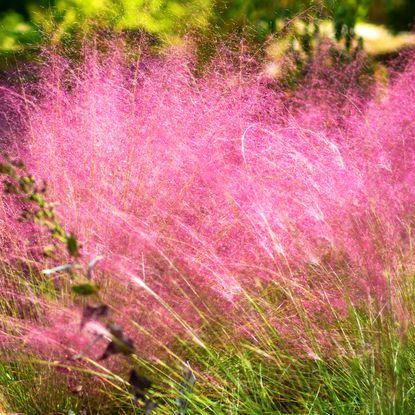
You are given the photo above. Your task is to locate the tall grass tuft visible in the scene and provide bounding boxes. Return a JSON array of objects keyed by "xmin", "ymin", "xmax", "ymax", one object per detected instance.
[{"xmin": 1, "ymin": 41, "xmax": 415, "ymax": 412}]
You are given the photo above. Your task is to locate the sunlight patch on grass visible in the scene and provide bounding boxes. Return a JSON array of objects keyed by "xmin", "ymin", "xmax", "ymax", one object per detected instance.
[{"xmin": 355, "ymin": 22, "xmax": 415, "ymax": 55}]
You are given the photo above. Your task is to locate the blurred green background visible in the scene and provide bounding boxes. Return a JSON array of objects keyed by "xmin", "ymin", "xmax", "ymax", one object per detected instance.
[{"xmin": 0, "ymin": 0, "xmax": 414, "ymax": 62}]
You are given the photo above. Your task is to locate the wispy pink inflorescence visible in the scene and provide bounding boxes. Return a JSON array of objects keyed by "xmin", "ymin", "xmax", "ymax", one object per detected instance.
[{"xmin": 1, "ymin": 44, "xmax": 415, "ymax": 355}]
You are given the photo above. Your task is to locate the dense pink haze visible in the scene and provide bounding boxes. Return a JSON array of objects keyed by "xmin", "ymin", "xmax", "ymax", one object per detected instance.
[{"xmin": 1, "ymin": 43, "xmax": 415, "ymax": 356}]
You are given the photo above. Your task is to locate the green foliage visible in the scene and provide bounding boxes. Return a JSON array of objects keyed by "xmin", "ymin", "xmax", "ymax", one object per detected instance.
[
  {"xmin": 211, "ymin": 0, "xmax": 370, "ymax": 43},
  {"xmin": 0, "ymin": 358, "xmax": 83, "ymax": 414},
  {"xmin": 326, "ymin": 0, "xmax": 371, "ymax": 49},
  {"xmin": 133, "ymin": 288, "xmax": 415, "ymax": 415},
  {"xmin": 30, "ymin": 0, "xmax": 213, "ymax": 44},
  {"xmin": 369, "ymin": 0, "xmax": 415, "ymax": 32},
  {"xmin": 1, "ymin": 0, "xmax": 414, "ymax": 55},
  {"xmin": 0, "ymin": 11, "xmax": 39, "ymax": 52},
  {"xmin": 72, "ymin": 282, "xmax": 100, "ymax": 296},
  {"xmin": 0, "ymin": 157, "xmax": 70, "ymax": 249},
  {"xmin": 67, "ymin": 233, "xmax": 79, "ymax": 257}
]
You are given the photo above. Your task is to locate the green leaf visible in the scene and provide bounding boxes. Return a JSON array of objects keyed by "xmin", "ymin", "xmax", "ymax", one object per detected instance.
[
  {"xmin": 29, "ymin": 192, "xmax": 46, "ymax": 207},
  {"xmin": 67, "ymin": 233, "xmax": 79, "ymax": 257},
  {"xmin": 19, "ymin": 176, "xmax": 35, "ymax": 194},
  {"xmin": 0, "ymin": 162, "xmax": 16, "ymax": 177},
  {"xmin": 52, "ymin": 225, "xmax": 67, "ymax": 242},
  {"xmin": 72, "ymin": 283, "xmax": 100, "ymax": 296}
]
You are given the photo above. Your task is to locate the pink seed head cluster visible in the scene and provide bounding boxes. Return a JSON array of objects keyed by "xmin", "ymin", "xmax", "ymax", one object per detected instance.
[{"xmin": 1, "ymin": 44, "xmax": 415, "ymax": 356}]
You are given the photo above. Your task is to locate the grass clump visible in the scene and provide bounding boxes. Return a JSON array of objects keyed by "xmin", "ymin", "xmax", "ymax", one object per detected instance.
[{"xmin": 1, "ymin": 42, "xmax": 415, "ymax": 413}]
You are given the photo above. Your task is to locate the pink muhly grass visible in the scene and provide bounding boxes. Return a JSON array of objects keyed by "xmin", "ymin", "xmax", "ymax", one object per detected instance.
[{"xmin": 1, "ymin": 43, "xmax": 415, "ymax": 358}]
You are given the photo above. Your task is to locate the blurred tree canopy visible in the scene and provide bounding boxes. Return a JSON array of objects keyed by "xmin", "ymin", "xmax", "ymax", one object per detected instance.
[
  {"xmin": 368, "ymin": 0, "xmax": 415, "ymax": 32},
  {"xmin": 0, "ymin": 0, "xmax": 414, "ymax": 53},
  {"xmin": 1, "ymin": 0, "xmax": 213, "ymax": 45}
]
